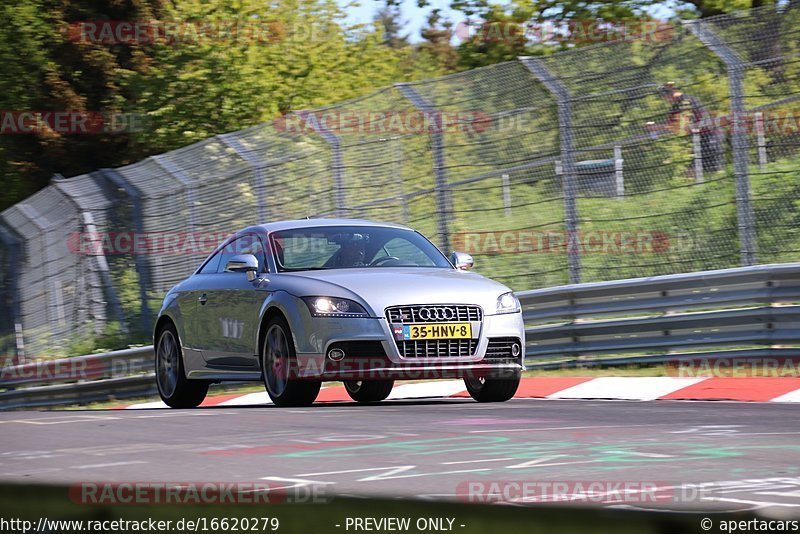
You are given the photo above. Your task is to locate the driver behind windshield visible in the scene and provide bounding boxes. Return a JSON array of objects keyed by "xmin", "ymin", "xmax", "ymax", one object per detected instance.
[{"xmin": 334, "ymin": 235, "xmax": 367, "ymax": 267}]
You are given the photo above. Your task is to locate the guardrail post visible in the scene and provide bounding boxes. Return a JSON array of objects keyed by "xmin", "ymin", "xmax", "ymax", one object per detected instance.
[
  {"xmin": 99, "ymin": 168, "xmax": 154, "ymax": 334},
  {"xmin": 0, "ymin": 222, "xmax": 24, "ymax": 364},
  {"xmin": 396, "ymin": 83, "xmax": 451, "ymax": 252},
  {"xmin": 685, "ymin": 20, "xmax": 757, "ymax": 266},
  {"xmin": 520, "ymin": 57, "xmax": 581, "ymax": 283},
  {"xmin": 217, "ymin": 133, "xmax": 270, "ymax": 222},
  {"xmin": 300, "ymin": 111, "xmax": 346, "ymax": 217}
]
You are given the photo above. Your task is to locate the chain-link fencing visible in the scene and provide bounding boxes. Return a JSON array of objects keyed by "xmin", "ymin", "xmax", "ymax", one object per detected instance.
[{"xmin": 2, "ymin": 6, "xmax": 799, "ymax": 360}]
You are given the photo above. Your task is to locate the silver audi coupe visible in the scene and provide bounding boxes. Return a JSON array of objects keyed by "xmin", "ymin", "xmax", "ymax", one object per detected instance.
[{"xmin": 153, "ymin": 219, "xmax": 525, "ymax": 407}]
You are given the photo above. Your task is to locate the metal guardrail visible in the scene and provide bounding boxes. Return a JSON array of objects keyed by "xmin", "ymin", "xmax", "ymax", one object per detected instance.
[
  {"xmin": 2, "ymin": 262, "xmax": 800, "ymax": 409},
  {"xmin": 519, "ymin": 262, "xmax": 800, "ymax": 369},
  {"xmin": 0, "ymin": 347, "xmax": 155, "ymax": 410}
]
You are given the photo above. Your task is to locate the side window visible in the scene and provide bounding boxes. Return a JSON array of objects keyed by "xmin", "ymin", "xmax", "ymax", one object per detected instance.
[
  {"xmin": 198, "ymin": 250, "xmax": 222, "ymax": 274},
  {"xmin": 217, "ymin": 234, "xmax": 267, "ymax": 273}
]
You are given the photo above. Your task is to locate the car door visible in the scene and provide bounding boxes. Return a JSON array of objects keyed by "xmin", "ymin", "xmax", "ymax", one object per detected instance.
[
  {"xmin": 176, "ymin": 248, "xmax": 224, "ymax": 363},
  {"xmin": 200, "ymin": 233, "xmax": 269, "ymax": 369}
]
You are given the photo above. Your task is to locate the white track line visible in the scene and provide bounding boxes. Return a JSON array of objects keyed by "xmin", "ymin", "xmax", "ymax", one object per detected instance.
[
  {"xmin": 548, "ymin": 377, "xmax": 708, "ymax": 401},
  {"xmin": 125, "ymin": 400, "xmax": 168, "ymax": 410},
  {"xmin": 70, "ymin": 461, "xmax": 148, "ymax": 469},
  {"xmin": 770, "ymin": 388, "xmax": 800, "ymax": 403},
  {"xmin": 387, "ymin": 380, "xmax": 466, "ymax": 400},
  {"xmin": 218, "ymin": 391, "xmax": 272, "ymax": 406}
]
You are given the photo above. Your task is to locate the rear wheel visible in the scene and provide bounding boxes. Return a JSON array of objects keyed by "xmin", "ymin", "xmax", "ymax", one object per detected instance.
[
  {"xmin": 464, "ymin": 373, "xmax": 520, "ymax": 402},
  {"xmin": 262, "ymin": 316, "xmax": 321, "ymax": 407},
  {"xmin": 155, "ymin": 323, "xmax": 209, "ymax": 408},
  {"xmin": 343, "ymin": 380, "xmax": 394, "ymax": 402}
]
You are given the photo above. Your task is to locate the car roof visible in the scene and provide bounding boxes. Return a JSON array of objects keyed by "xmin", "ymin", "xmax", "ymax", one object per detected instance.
[{"xmin": 255, "ymin": 218, "xmax": 413, "ymax": 233}]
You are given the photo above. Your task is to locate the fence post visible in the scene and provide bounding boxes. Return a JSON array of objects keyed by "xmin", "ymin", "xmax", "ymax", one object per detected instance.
[
  {"xmin": 82, "ymin": 211, "xmax": 128, "ymax": 334},
  {"xmin": 99, "ymin": 168, "xmax": 154, "ymax": 334},
  {"xmin": 0, "ymin": 222, "xmax": 24, "ymax": 364},
  {"xmin": 51, "ymin": 175, "xmax": 128, "ymax": 336},
  {"xmin": 614, "ymin": 146, "xmax": 624, "ymax": 198},
  {"xmin": 393, "ymin": 140, "xmax": 409, "ymax": 224},
  {"xmin": 755, "ymin": 111, "xmax": 768, "ymax": 169},
  {"xmin": 520, "ymin": 56, "xmax": 581, "ymax": 284},
  {"xmin": 218, "ymin": 133, "xmax": 270, "ymax": 222},
  {"xmin": 16, "ymin": 203, "xmax": 57, "ymax": 343},
  {"xmin": 396, "ymin": 83, "xmax": 451, "ymax": 252},
  {"xmin": 685, "ymin": 20, "xmax": 757, "ymax": 266},
  {"xmin": 692, "ymin": 128, "xmax": 704, "ymax": 183},
  {"xmin": 301, "ymin": 111, "xmax": 346, "ymax": 217}
]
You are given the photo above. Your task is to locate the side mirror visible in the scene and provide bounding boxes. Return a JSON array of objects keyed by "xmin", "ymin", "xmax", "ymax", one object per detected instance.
[
  {"xmin": 450, "ymin": 251, "xmax": 474, "ymax": 271},
  {"xmin": 226, "ymin": 254, "xmax": 259, "ymax": 281}
]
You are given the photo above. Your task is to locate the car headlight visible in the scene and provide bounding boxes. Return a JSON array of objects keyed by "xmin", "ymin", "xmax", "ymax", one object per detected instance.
[
  {"xmin": 302, "ymin": 296, "xmax": 369, "ymax": 318},
  {"xmin": 496, "ymin": 292, "xmax": 520, "ymax": 314}
]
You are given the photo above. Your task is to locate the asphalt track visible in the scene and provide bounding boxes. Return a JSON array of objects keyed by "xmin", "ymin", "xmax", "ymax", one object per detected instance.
[{"xmin": 2, "ymin": 398, "xmax": 800, "ymax": 514}]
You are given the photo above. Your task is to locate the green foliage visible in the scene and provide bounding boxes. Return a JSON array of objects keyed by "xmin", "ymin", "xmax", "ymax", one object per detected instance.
[
  {"xmin": 0, "ymin": 0, "xmax": 452, "ymax": 211},
  {"xmin": 64, "ymin": 321, "xmax": 130, "ymax": 357}
]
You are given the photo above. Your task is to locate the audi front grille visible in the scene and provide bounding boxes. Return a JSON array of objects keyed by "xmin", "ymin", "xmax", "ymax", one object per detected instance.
[
  {"xmin": 385, "ymin": 305, "xmax": 482, "ymax": 358},
  {"xmin": 385, "ymin": 305, "xmax": 482, "ymax": 324}
]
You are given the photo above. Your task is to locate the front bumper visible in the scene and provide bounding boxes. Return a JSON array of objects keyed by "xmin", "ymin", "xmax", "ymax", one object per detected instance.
[{"xmin": 292, "ymin": 311, "xmax": 525, "ymax": 380}]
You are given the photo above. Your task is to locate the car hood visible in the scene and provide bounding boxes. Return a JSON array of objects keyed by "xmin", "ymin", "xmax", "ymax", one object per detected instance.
[{"xmin": 276, "ymin": 267, "xmax": 512, "ymax": 316}]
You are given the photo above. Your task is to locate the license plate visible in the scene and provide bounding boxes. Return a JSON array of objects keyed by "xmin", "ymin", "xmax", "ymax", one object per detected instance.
[{"xmin": 401, "ymin": 323, "xmax": 472, "ymax": 340}]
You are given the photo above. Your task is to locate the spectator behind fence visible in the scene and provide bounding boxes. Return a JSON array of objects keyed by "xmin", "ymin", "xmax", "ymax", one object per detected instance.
[{"xmin": 647, "ymin": 82, "xmax": 726, "ymax": 177}]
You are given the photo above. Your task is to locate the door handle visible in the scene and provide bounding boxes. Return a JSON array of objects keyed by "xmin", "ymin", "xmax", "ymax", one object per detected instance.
[{"xmin": 198, "ymin": 294, "xmax": 208, "ymax": 305}]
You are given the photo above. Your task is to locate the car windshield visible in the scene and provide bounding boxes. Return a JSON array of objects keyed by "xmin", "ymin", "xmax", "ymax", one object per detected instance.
[{"xmin": 270, "ymin": 226, "xmax": 452, "ymax": 272}]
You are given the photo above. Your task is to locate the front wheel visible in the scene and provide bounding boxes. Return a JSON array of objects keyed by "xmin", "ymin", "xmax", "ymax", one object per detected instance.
[
  {"xmin": 262, "ymin": 316, "xmax": 321, "ymax": 407},
  {"xmin": 155, "ymin": 323, "xmax": 209, "ymax": 408},
  {"xmin": 464, "ymin": 373, "xmax": 520, "ymax": 402},
  {"xmin": 343, "ymin": 380, "xmax": 394, "ymax": 402}
]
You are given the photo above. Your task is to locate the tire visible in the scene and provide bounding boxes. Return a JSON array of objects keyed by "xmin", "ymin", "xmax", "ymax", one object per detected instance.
[
  {"xmin": 155, "ymin": 322, "xmax": 209, "ymax": 408},
  {"xmin": 262, "ymin": 316, "xmax": 321, "ymax": 407},
  {"xmin": 464, "ymin": 373, "xmax": 520, "ymax": 403},
  {"xmin": 343, "ymin": 380, "xmax": 394, "ymax": 402}
]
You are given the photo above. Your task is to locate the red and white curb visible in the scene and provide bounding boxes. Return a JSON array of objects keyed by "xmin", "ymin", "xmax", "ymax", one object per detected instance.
[{"xmin": 124, "ymin": 376, "xmax": 800, "ymax": 409}]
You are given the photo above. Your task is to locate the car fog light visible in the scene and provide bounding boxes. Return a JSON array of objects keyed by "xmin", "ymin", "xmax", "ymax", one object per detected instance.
[
  {"xmin": 511, "ymin": 343, "xmax": 521, "ymax": 357},
  {"xmin": 328, "ymin": 348, "xmax": 346, "ymax": 361}
]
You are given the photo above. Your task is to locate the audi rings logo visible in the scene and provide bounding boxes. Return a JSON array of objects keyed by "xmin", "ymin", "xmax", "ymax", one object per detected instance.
[{"xmin": 418, "ymin": 307, "xmax": 456, "ymax": 321}]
